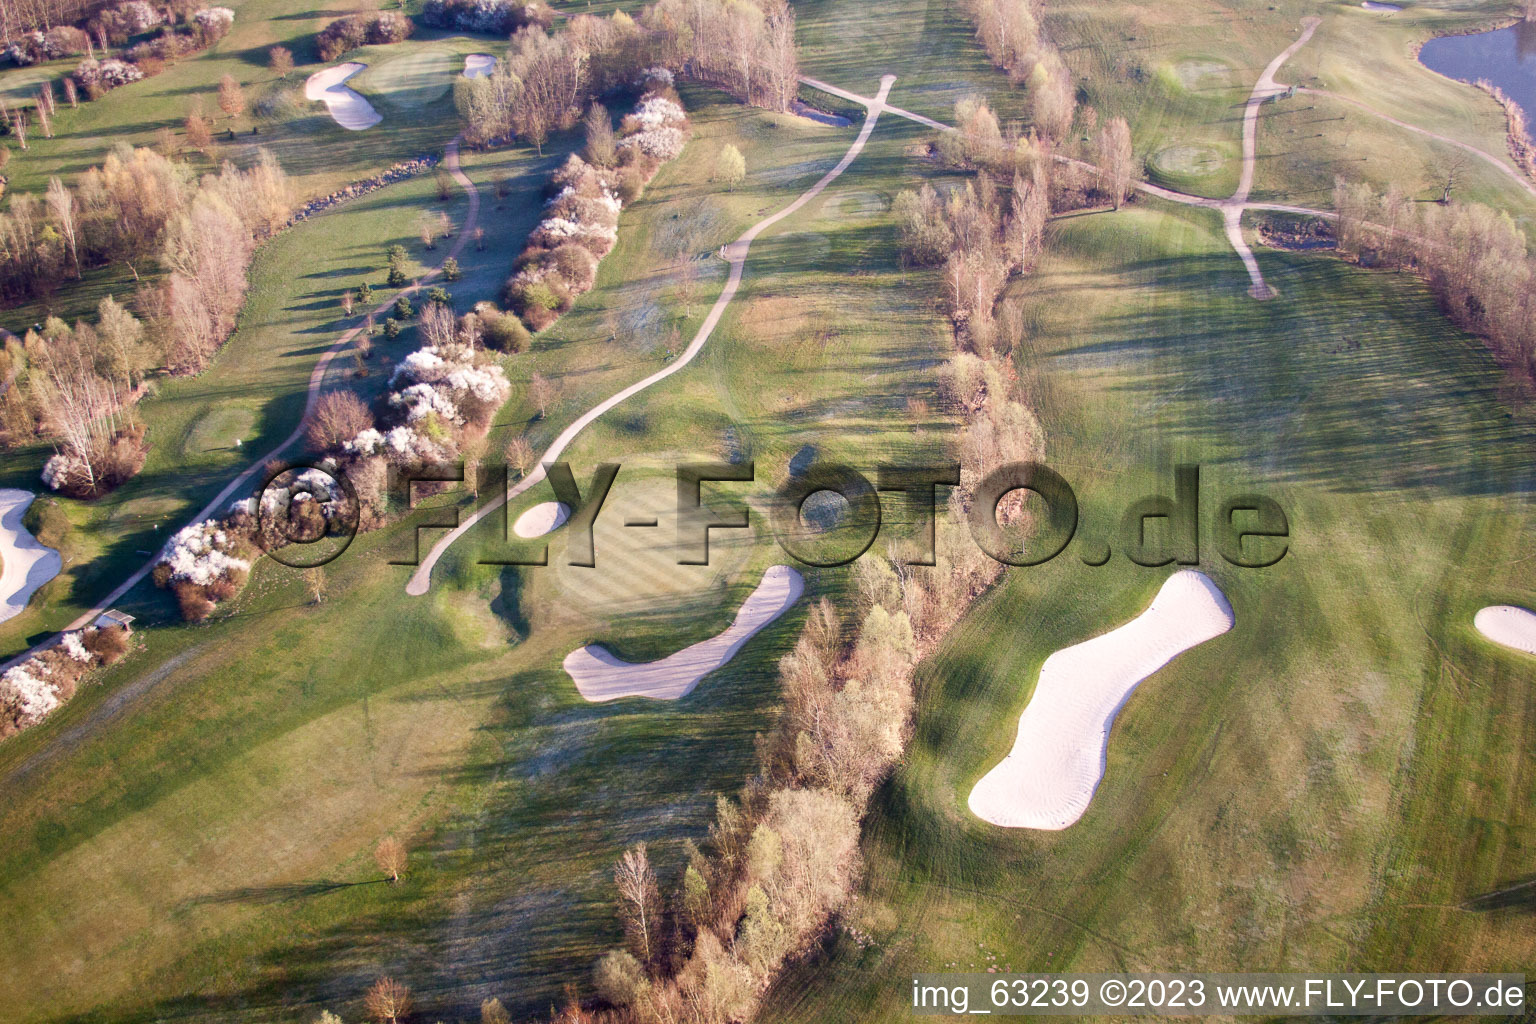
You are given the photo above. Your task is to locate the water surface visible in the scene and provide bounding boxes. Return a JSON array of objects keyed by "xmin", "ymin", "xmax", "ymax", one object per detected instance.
[{"xmin": 1420, "ymin": 21, "xmax": 1536, "ymax": 130}]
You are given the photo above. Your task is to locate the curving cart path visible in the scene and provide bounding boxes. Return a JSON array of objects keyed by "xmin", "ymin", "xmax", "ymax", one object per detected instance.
[
  {"xmin": 811, "ymin": 19, "xmax": 1321, "ymax": 300},
  {"xmin": 405, "ymin": 76, "xmax": 899, "ymax": 595},
  {"xmin": 0, "ymin": 138, "xmax": 481, "ymax": 672},
  {"xmin": 1297, "ymin": 86, "xmax": 1536, "ymax": 202}
]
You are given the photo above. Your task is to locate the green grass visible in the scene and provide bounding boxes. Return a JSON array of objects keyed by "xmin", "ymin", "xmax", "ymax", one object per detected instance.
[
  {"xmin": 2, "ymin": 0, "xmax": 1536, "ymax": 1019},
  {"xmin": 758, "ymin": 200, "xmax": 1536, "ymax": 1019},
  {"xmin": 0, "ymin": 119, "xmax": 573, "ymax": 651},
  {"xmin": 0, "ymin": 81, "xmax": 960, "ymax": 1021}
]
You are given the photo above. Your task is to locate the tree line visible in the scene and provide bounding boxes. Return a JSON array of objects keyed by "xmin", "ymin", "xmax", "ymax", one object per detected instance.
[
  {"xmin": 958, "ymin": 0, "xmax": 1074, "ymax": 143},
  {"xmin": 454, "ymin": 0, "xmax": 797, "ymax": 152},
  {"xmin": 0, "ymin": 145, "xmax": 290, "ymax": 494},
  {"xmin": 558, "ymin": 349, "xmax": 1043, "ymax": 1024},
  {"xmin": 505, "ymin": 73, "xmax": 690, "ymax": 329},
  {"xmin": 1332, "ymin": 176, "xmax": 1536, "ymax": 382},
  {"xmin": 895, "ymin": 94, "xmax": 1133, "ymax": 355}
]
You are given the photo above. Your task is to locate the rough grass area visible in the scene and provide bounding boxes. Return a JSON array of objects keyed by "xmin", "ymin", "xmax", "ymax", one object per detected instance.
[
  {"xmin": 758, "ymin": 201, "xmax": 1536, "ymax": 1020},
  {"xmin": 2, "ymin": 0, "xmax": 1535, "ymax": 1019},
  {"xmin": 0, "ymin": 81, "xmax": 959, "ymax": 1022}
]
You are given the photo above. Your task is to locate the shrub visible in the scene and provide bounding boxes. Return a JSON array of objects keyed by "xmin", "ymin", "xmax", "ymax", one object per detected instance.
[
  {"xmin": 22, "ymin": 496, "xmax": 70, "ymax": 550},
  {"xmin": 43, "ymin": 25, "xmax": 90, "ymax": 58},
  {"xmin": 72, "ymin": 57, "xmax": 146, "ymax": 94},
  {"xmin": 191, "ymin": 6, "xmax": 235, "ymax": 43},
  {"xmin": 482, "ymin": 310, "xmax": 530, "ymax": 352},
  {"xmin": 316, "ymin": 12, "xmax": 412, "ymax": 62},
  {"xmin": 81, "ymin": 624, "xmax": 130, "ymax": 664},
  {"xmin": 307, "ymin": 391, "xmax": 374, "ymax": 452},
  {"xmin": 419, "ymin": 0, "xmax": 552, "ymax": 35},
  {"xmin": 593, "ymin": 949, "xmax": 646, "ymax": 1007},
  {"xmin": 427, "ymin": 286, "xmax": 451, "ymax": 305}
]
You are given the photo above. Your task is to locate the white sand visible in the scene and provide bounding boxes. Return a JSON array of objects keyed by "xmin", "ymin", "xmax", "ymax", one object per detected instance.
[
  {"xmin": 0, "ymin": 489, "xmax": 62, "ymax": 623},
  {"xmin": 968, "ymin": 570, "xmax": 1235, "ymax": 830},
  {"xmin": 1360, "ymin": 2, "xmax": 1402, "ymax": 10},
  {"xmin": 512, "ymin": 501, "xmax": 570, "ymax": 539},
  {"xmin": 463, "ymin": 54, "xmax": 496, "ymax": 79},
  {"xmin": 304, "ymin": 63, "xmax": 382, "ymax": 131},
  {"xmin": 564, "ymin": 565, "xmax": 805, "ymax": 702},
  {"xmin": 1474, "ymin": 605, "xmax": 1536, "ymax": 657}
]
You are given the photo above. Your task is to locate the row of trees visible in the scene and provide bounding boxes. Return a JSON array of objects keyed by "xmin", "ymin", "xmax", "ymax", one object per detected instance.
[
  {"xmin": 644, "ymin": 0, "xmax": 798, "ymax": 111},
  {"xmin": 894, "ymin": 155, "xmax": 1049, "ymax": 354},
  {"xmin": 504, "ymin": 76, "xmax": 689, "ymax": 329},
  {"xmin": 959, "ymin": 0, "xmax": 1074, "ymax": 141},
  {"xmin": 575, "ymin": 344, "xmax": 1044, "ymax": 1024},
  {"xmin": 0, "ymin": 145, "xmax": 290, "ymax": 493},
  {"xmin": 1333, "ymin": 177, "xmax": 1536, "ymax": 380},
  {"xmin": 454, "ymin": 0, "xmax": 798, "ymax": 150},
  {"xmin": 0, "ymin": 142, "xmax": 286, "ymax": 305},
  {"xmin": 316, "ymin": 10, "xmax": 412, "ymax": 63}
]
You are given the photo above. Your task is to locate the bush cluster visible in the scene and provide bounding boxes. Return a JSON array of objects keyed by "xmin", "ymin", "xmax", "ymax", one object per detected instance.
[
  {"xmin": 0, "ymin": 625, "xmax": 131, "ymax": 740},
  {"xmin": 419, "ymin": 0, "xmax": 552, "ymax": 35},
  {"xmin": 315, "ymin": 11, "xmax": 413, "ymax": 62},
  {"xmin": 504, "ymin": 77, "xmax": 688, "ymax": 330},
  {"xmin": 60, "ymin": 5, "xmax": 234, "ymax": 97}
]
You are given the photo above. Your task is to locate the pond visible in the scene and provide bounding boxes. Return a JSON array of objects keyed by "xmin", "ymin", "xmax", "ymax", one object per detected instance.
[{"xmin": 1419, "ymin": 20, "xmax": 1536, "ymax": 130}]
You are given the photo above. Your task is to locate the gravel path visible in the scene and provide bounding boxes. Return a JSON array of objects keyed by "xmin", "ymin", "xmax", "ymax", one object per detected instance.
[
  {"xmin": 405, "ymin": 76, "xmax": 899, "ymax": 595},
  {"xmin": 0, "ymin": 138, "xmax": 481, "ymax": 672}
]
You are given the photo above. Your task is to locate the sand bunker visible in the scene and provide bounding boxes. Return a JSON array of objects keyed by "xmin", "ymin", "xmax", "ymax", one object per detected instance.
[
  {"xmin": 304, "ymin": 63, "xmax": 382, "ymax": 131},
  {"xmin": 1361, "ymin": 1, "xmax": 1401, "ymax": 10},
  {"xmin": 968, "ymin": 570, "xmax": 1235, "ymax": 830},
  {"xmin": 1474, "ymin": 605, "xmax": 1536, "ymax": 657},
  {"xmin": 513, "ymin": 501, "xmax": 570, "ymax": 539},
  {"xmin": 463, "ymin": 54, "xmax": 496, "ymax": 79},
  {"xmin": 0, "ymin": 489, "xmax": 62, "ymax": 623},
  {"xmin": 564, "ymin": 565, "xmax": 804, "ymax": 702}
]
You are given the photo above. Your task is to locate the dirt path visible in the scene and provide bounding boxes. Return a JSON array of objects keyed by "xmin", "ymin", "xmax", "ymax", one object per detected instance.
[
  {"xmin": 1298, "ymin": 86, "xmax": 1536, "ymax": 202},
  {"xmin": 405, "ymin": 76, "xmax": 899, "ymax": 595},
  {"xmin": 803, "ymin": 22, "xmax": 1324, "ymax": 299},
  {"xmin": 0, "ymin": 138, "xmax": 481, "ymax": 673}
]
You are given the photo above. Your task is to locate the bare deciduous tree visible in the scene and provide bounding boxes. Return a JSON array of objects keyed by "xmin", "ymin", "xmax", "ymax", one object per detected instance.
[
  {"xmin": 268, "ymin": 45, "xmax": 294, "ymax": 78},
  {"xmin": 715, "ymin": 143, "xmax": 746, "ymax": 189},
  {"xmin": 46, "ymin": 176, "xmax": 80, "ymax": 277},
  {"xmin": 374, "ymin": 837, "xmax": 407, "ymax": 884},
  {"xmin": 217, "ymin": 74, "xmax": 245, "ymax": 120},
  {"xmin": 340, "ymin": 289, "xmax": 354, "ymax": 317},
  {"xmin": 505, "ymin": 434, "xmax": 536, "ymax": 477},
  {"xmin": 184, "ymin": 102, "xmax": 211, "ymax": 152},
  {"xmin": 305, "ymin": 567, "xmax": 326, "ymax": 604},
  {"xmin": 614, "ymin": 843, "xmax": 661, "ymax": 969},
  {"xmin": 583, "ymin": 102, "xmax": 615, "ymax": 166},
  {"xmin": 364, "ymin": 976, "xmax": 412, "ymax": 1024},
  {"xmin": 1097, "ymin": 116, "xmax": 1133, "ymax": 210},
  {"xmin": 1436, "ymin": 148, "xmax": 1471, "ymax": 203},
  {"xmin": 306, "ymin": 391, "xmax": 373, "ymax": 451},
  {"xmin": 528, "ymin": 371, "xmax": 555, "ymax": 418}
]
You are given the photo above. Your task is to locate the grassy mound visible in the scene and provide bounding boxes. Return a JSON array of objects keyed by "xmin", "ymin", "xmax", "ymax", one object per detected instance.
[{"xmin": 1147, "ymin": 142, "xmax": 1234, "ymax": 192}]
